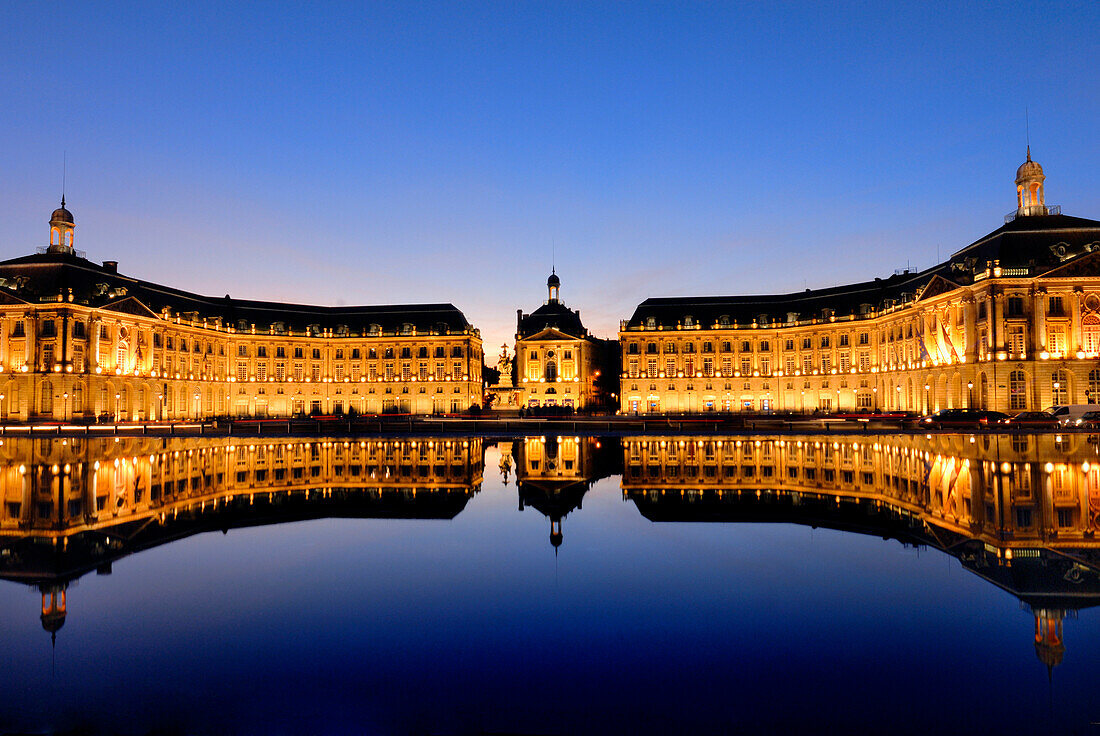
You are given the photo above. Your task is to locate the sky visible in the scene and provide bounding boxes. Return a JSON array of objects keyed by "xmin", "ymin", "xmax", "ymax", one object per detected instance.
[{"xmin": 1, "ymin": 1, "xmax": 1098, "ymax": 353}]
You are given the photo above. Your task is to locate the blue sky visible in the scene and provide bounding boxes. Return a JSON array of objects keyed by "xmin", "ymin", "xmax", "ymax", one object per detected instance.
[{"xmin": 1, "ymin": 1, "xmax": 1097, "ymax": 351}]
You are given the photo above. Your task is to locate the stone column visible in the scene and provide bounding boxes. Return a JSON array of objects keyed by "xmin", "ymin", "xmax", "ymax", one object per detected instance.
[
  {"xmin": 964, "ymin": 297, "xmax": 977, "ymax": 361},
  {"xmin": 1032, "ymin": 289, "xmax": 1046, "ymax": 354},
  {"xmin": 1071, "ymin": 288, "xmax": 1083, "ymax": 353},
  {"xmin": 992, "ymin": 292, "xmax": 1004, "ymax": 351}
]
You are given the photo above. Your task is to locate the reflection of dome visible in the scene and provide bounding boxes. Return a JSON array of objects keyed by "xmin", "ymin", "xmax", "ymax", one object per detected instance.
[
  {"xmin": 547, "ymin": 272, "xmax": 560, "ymax": 288},
  {"xmin": 1035, "ymin": 638, "xmax": 1064, "ymax": 669},
  {"xmin": 40, "ymin": 609, "xmax": 66, "ymax": 635}
]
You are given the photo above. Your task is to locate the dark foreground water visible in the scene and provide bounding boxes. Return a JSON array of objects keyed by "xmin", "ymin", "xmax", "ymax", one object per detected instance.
[{"xmin": 1, "ymin": 434, "xmax": 1098, "ymax": 735}]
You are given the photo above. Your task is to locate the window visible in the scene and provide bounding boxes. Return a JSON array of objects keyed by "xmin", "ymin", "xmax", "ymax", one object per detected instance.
[
  {"xmin": 294, "ymin": 347, "xmax": 304, "ymax": 359},
  {"xmin": 1009, "ymin": 370, "xmax": 1027, "ymax": 410},
  {"xmin": 839, "ymin": 334, "xmax": 848, "ymax": 347},
  {"xmin": 1008, "ymin": 325, "xmax": 1026, "ymax": 355},
  {"xmin": 257, "ymin": 346, "xmax": 267, "ymax": 358},
  {"xmin": 312, "ymin": 348, "xmax": 321, "ymax": 359},
  {"xmin": 1084, "ymin": 315, "xmax": 1100, "ymax": 354},
  {"xmin": 238, "ymin": 345, "xmax": 248, "ymax": 357},
  {"xmin": 276, "ymin": 347, "xmax": 286, "ymax": 358},
  {"xmin": 1046, "ymin": 325, "xmax": 1066, "ymax": 355},
  {"xmin": 1007, "ymin": 296, "xmax": 1025, "ymax": 317},
  {"xmin": 1049, "ymin": 296, "xmax": 1064, "ymax": 316},
  {"xmin": 1089, "ymin": 369, "xmax": 1100, "ymax": 403},
  {"xmin": 820, "ymin": 336, "xmax": 830, "ymax": 348},
  {"xmin": 236, "ymin": 361, "xmax": 248, "ymax": 382},
  {"xmin": 1051, "ymin": 370, "xmax": 1068, "ymax": 405},
  {"xmin": 858, "ymin": 332, "xmax": 869, "ymax": 346},
  {"xmin": 802, "ymin": 337, "xmax": 811, "ymax": 350}
]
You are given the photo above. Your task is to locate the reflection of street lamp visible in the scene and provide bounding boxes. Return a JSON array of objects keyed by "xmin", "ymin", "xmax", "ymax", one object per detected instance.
[{"xmin": 967, "ymin": 380, "xmax": 974, "ymax": 407}]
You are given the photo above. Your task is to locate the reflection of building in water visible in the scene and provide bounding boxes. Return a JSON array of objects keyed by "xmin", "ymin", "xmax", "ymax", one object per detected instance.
[
  {"xmin": 512, "ymin": 436, "xmax": 619, "ymax": 549},
  {"xmin": 620, "ymin": 434, "xmax": 1100, "ymax": 673},
  {"xmin": 0, "ymin": 436, "xmax": 484, "ymax": 640}
]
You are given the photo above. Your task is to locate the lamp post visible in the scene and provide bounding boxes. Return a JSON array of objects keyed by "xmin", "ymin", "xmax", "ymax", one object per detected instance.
[
  {"xmin": 872, "ymin": 386, "xmax": 878, "ymax": 413},
  {"xmin": 967, "ymin": 381, "xmax": 974, "ymax": 408},
  {"xmin": 62, "ymin": 392, "xmax": 68, "ymax": 422},
  {"xmin": 1054, "ymin": 380, "xmax": 1061, "ymax": 405},
  {"xmin": 157, "ymin": 394, "xmax": 163, "ymax": 422},
  {"xmin": 924, "ymin": 383, "xmax": 931, "ymax": 414},
  {"xmin": 114, "ymin": 393, "xmax": 121, "ymax": 423},
  {"xmin": 800, "ymin": 390, "xmax": 805, "ymax": 414},
  {"xmin": 896, "ymin": 384, "xmax": 902, "ymax": 411}
]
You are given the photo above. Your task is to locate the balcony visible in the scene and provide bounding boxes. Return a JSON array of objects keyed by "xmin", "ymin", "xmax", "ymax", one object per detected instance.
[{"xmin": 1004, "ymin": 204, "xmax": 1060, "ymax": 223}]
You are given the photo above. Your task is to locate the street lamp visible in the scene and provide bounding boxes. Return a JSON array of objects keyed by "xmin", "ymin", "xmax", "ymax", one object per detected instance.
[
  {"xmin": 896, "ymin": 384, "xmax": 902, "ymax": 411},
  {"xmin": 1054, "ymin": 381, "xmax": 1061, "ymax": 404},
  {"xmin": 967, "ymin": 380, "xmax": 974, "ymax": 407},
  {"xmin": 114, "ymin": 393, "xmax": 121, "ymax": 422},
  {"xmin": 924, "ymin": 383, "xmax": 931, "ymax": 414},
  {"xmin": 872, "ymin": 386, "xmax": 878, "ymax": 412}
]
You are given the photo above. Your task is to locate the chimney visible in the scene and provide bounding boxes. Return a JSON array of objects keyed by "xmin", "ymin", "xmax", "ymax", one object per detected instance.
[{"xmin": 102, "ymin": 261, "xmax": 118, "ymax": 273}]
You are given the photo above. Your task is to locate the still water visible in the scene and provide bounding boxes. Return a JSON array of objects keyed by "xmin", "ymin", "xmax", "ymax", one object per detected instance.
[{"xmin": 1, "ymin": 433, "xmax": 1099, "ymax": 735}]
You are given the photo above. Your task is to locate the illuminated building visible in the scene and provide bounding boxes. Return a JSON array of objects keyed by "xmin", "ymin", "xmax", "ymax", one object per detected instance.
[
  {"xmin": 619, "ymin": 154, "xmax": 1100, "ymax": 414},
  {"xmin": 514, "ymin": 271, "xmax": 611, "ymax": 410},
  {"xmin": 0, "ymin": 204, "xmax": 483, "ymax": 420}
]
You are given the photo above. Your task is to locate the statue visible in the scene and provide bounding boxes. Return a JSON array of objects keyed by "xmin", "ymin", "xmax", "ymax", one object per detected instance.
[{"xmin": 496, "ymin": 344, "xmax": 514, "ymax": 389}]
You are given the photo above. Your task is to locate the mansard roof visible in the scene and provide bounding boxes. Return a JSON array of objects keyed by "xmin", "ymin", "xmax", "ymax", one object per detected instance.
[
  {"xmin": 951, "ymin": 213, "xmax": 1100, "ymax": 271},
  {"xmin": 0, "ymin": 252, "xmax": 474, "ymax": 335},
  {"xmin": 626, "ymin": 212, "xmax": 1100, "ymax": 331},
  {"xmin": 517, "ymin": 300, "xmax": 588, "ymax": 339}
]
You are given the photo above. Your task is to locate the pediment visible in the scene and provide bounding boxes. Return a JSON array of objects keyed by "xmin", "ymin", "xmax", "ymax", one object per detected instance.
[
  {"xmin": 521, "ymin": 327, "xmax": 582, "ymax": 342},
  {"xmin": 916, "ymin": 275, "xmax": 961, "ymax": 302},
  {"xmin": 1037, "ymin": 249, "xmax": 1100, "ymax": 279},
  {"xmin": 101, "ymin": 296, "xmax": 160, "ymax": 319},
  {"xmin": 0, "ymin": 288, "xmax": 31, "ymax": 306}
]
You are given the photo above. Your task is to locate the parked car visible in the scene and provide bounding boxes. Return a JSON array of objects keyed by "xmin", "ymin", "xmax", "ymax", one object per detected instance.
[
  {"xmin": 1045, "ymin": 404, "xmax": 1100, "ymax": 425},
  {"xmin": 1074, "ymin": 410, "xmax": 1100, "ymax": 429},
  {"xmin": 1001, "ymin": 411, "xmax": 1060, "ymax": 428},
  {"xmin": 919, "ymin": 408, "xmax": 1010, "ymax": 428}
]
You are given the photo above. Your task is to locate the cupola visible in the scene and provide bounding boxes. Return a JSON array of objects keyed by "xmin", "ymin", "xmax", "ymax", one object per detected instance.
[
  {"xmin": 48, "ymin": 197, "xmax": 75, "ymax": 254},
  {"xmin": 1015, "ymin": 147, "xmax": 1048, "ymax": 217}
]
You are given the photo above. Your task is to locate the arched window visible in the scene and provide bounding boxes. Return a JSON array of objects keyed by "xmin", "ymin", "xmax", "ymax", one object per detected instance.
[
  {"xmin": 1083, "ymin": 314, "xmax": 1100, "ymax": 355},
  {"xmin": 1088, "ymin": 369, "xmax": 1100, "ymax": 404},
  {"xmin": 545, "ymin": 361, "xmax": 557, "ymax": 382},
  {"xmin": 1051, "ymin": 369, "xmax": 1069, "ymax": 405},
  {"xmin": 51, "ymin": 228, "xmax": 59, "ymax": 246},
  {"xmin": 1009, "ymin": 370, "xmax": 1028, "ymax": 410}
]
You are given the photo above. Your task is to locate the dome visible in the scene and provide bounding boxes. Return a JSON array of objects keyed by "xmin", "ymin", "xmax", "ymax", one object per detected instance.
[
  {"xmin": 547, "ymin": 272, "xmax": 560, "ymax": 288},
  {"xmin": 50, "ymin": 198, "xmax": 74, "ymax": 225},
  {"xmin": 1016, "ymin": 149, "xmax": 1044, "ymax": 183}
]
